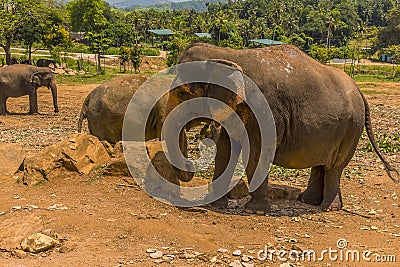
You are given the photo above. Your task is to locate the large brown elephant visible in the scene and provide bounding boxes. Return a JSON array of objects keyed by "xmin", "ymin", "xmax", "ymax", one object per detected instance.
[
  {"xmin": 0, "ymin": 64, "xmax": 59, "ymax": 115},
  {"xmin": 166, "ymin": 43, "xmax": 398, "ymax": 214}
]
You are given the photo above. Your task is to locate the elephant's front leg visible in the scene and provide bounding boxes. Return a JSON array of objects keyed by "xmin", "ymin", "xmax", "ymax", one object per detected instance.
[
  {"xmin": 178, "ymin": 129, "xmax": 194, "ymax": 182},
  {"xmin": 205, "ymin": 127, "xmax": 241, "ymax": 208},
  {"xmin": 244, "ymin": 137, "xmax": 271, "ymax": 215},
  {"xmin": 28, "ymin": 88, "xmax": 39, "ymax": 114}
]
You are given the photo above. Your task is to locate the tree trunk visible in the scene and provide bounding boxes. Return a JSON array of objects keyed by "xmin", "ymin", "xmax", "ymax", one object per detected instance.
[
  {"xmin": 28, "ymin": 43, "xmax": 32, "ymax": 63},
  {"xmin": 2, "ymin": 39, "xmax": 12, "ymax": 65},
  {"xmin": 97, "ymin": 51, "xmax": 101, "ymax": 73}
]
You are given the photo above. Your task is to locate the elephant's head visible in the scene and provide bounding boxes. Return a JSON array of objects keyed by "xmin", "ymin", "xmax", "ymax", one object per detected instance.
[
  {"xmin": 30, "ymin": 69, "xmax": 59, "ymax": 113},
  {"xmin": 163, "ymin": 59, "xmax": 246, "ymax": 183},
  {"xmin": 166, "ymin": 59, "xmax": 246, "ymax": 127}
]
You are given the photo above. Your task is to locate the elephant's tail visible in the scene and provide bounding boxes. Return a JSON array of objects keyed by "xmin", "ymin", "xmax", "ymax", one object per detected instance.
[
  {"xmin": 359, "ymin": 87, "xmax": 399, "ymax": 183},
  {"xmin": 78, "ymin": 95, "xmax": 89, "ymax": 133}
]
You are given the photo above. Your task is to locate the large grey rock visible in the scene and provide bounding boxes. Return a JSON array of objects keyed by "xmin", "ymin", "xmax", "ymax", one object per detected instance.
[
  {"xmin": 0, "ymin": 143, "xmax": 26, "ymax": 176},
  {"xmin": 23, "ymin": 133, "xmax": 110, "ymax": 185}
]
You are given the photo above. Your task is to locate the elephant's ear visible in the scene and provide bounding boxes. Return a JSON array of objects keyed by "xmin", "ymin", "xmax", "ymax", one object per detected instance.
[
  {"xmin": 30, "ymin": 72, "xmax": 41, "ymax": 88},
  {"xmin": 206, "ymin": 59, "xmax": 246, "ymax": 105}
]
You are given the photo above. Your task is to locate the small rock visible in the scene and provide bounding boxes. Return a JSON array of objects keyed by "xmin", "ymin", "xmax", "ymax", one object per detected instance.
[
  {"xmin": 197, "ymin": 254, "xmax": 210, "ymax": 262},
  {"xmin": 47, "ymin": 204, "xmax": 68, "ymax": 211},
  {"xmin": 12, "ymin": 206, "xmax": 22, "ymax": 210},
  {"xmin": 162, "ymin": 255, "xmax": 173, "ymax": 261},
  {"xmin": 241, "ymin": 255, "xmax": 253, "ymax": 262},
  {"xmin": 154, "ymin": 259, "xmax": 163, "ymax": 264},
  {"xmin": 20, "ymin": 233, "xmax": 58, "ymax": 253},
  {"xmin": 180, "ymin": 253, "xmax": 196, "ymax": 259},
  {"xmin": 369, "ymin": 210, "xmax": 377, "ymax": 215},
  {"xmin": 279, "ymin": 263, "xmax": 291, "ymax": 267},
  {"xmin": 242, "ymin": 263, "xmax": 254, "ymax": 267},
  {"xmin": 12, "ymin": 249, "xmax": 27, "ymax": 258},
  {"xmin": 146, "ymin": 248, "xmax": 157, "ymax": 253},
  {"xmin": 233, "ymin": 250, "xmax": 242, "ymax": 256},
  {"xmin": 210, "ymin": 256, "xmax": 218, "ymax": 263},
  {"xmin": 0, "ymin": 211, "xmax": 5, "ymax": 216},
  {"xmin": 150, "ymin": 250, "xmax": 163, "ymax": 259},
  {"xmin": 58, "ymin": 244, "xmax": 73, "ymax": 253},
  {"xmin": 218, "ymin": 248, "xmax": 229, "ymax": 253}
]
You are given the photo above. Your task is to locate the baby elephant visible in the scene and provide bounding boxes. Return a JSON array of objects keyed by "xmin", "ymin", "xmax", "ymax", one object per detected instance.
[{"xmin": 78, "ymin": 75, "xmax": 167, "ymax": 143}]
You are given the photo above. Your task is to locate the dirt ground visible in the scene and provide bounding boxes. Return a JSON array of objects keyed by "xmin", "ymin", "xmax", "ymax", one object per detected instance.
[{"xmin": 0, "ymin": 80, "xmax": 399, "ymax": 267}]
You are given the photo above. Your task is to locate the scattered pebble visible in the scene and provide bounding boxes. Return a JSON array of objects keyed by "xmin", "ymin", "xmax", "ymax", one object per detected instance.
[
  {"xmin": 218, "ymin": 248, "xmax": 229, "ymax": 253},
  {"xmin": 210, "ymin": 256, "xmax": 218, "ymax": 263},
  {"xmin": 232, "ymin": 250, "xmax": 242, "ymax": 256},
  {"xmin": 146, "ymin": 248, "xmax": 157, "ymax": 253},
  {"xmin": 47, "ymin": 204, "xmax": 68, "ymax": 211},
  {"xmin": 241, "ymin": 255, "xmax": 253, "ymax": 262},
  {"xmin": 150, "ymin": 251, "xmax": 163, "ymax": 259}
]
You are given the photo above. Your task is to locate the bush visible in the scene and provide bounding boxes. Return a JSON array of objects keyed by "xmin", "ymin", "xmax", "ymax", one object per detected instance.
[
  {"xmin": 104, "ymin": 47, "xmax": 121, "ymax": 55},
  {"xmin": 67, "ymin": 42, "xmax": 90, "ymax": 54},
  {"xmin": 142, "ymin": 47, "xmax": 160, "ymax": 56}
]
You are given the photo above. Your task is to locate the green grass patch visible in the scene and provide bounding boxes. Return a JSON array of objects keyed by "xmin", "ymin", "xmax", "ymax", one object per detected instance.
[
  {"xmin": 55, "ymin": 68, "xmax": 121, "ymax": 85},
  {"xmin": 360, "ymin": 89, "xmax": 388, "ymax": 95},
  {"xmin": 352, "ymin": 73, "xmax": 399, "ymax": 82}
]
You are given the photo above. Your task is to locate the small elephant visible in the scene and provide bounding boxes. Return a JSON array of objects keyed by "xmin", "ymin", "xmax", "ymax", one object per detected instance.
[
  {"xmin": 166, "ymin": 43, "xmax": 398, "ymax": 214},
  {"xmin": 78, "ymin": 75, "xmax": 194, "ymax": 182},
  {"xmin": 78, "ymin": 75, "xmax": 167, "ymax": 143},
  {"xmin": 0, "ymin": 64, "xmax": 59, "ymax": 115}
]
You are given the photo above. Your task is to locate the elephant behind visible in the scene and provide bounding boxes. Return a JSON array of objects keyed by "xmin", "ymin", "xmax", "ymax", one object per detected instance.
[
  {"xmin": 78, "ymin": 75, "xmax": 167, "ymax": 144},
  {"xmin": 0, "ymin": 64, "xmax": 58, "ymax": 115}
]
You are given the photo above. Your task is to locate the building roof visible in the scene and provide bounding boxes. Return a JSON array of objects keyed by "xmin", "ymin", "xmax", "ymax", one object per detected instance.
[
  {"xmin": 194, "ymin": 32, "xmax": 211, "ymax": 38},
  {"xmin": 249, "ymin": 39, "xmax": 285, "ymax": 45},
  {"xmin": 148, "ymin": 29, "xmax": 174, "ymax": 36}
]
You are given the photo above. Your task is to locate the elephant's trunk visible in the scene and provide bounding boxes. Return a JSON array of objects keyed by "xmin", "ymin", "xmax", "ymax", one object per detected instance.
[{"xmin": 49, "ymin": 80, "xmax": 59, "ymax": 113}]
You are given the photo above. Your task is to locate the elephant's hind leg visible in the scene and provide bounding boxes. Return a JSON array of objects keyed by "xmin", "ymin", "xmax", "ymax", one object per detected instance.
[
  {"xmin": 320, "ymin": 166, "xmax": 343, "ymax": 211},
  {"xmin": 298, "ymin": 165, "xmax": 325, "ymax": 206}
]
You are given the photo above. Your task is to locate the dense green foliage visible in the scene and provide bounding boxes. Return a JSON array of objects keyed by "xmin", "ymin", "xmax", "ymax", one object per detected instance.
[{"xmin": 1, "ymin": 0, "xmax": 399, "ymax": 72}]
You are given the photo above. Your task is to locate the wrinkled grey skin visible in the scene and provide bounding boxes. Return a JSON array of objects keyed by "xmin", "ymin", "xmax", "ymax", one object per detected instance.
[
  {"xmin": 167, "ymin": 42, "xmax": 398, "ymax": 214},
  {"xmin": 0, "ymin": 64, "xmax": 59, "ymax": 115},
  {"xmin": 78, "ymin": 75, "xmax": 166, "ymax": 143}
]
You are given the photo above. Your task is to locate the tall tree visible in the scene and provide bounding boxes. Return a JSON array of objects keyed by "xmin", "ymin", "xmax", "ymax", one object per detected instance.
[
  {"xmin": 0, "ymin": 1, "xmax": 27, "ymax": 64},
  {"xmin": 67, "ymin": 0, "xmax": 111, "ymax": 73}
]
